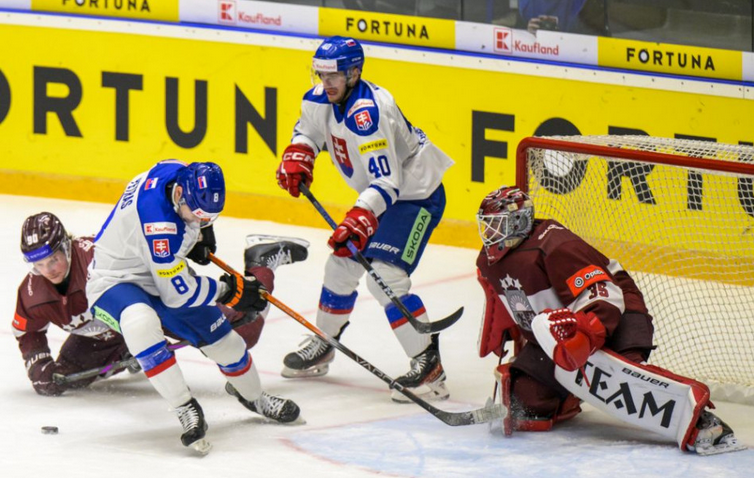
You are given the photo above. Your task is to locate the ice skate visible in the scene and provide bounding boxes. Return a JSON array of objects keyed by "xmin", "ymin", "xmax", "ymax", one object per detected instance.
[
  {"xmin": 281, "ymin": 335, "xmax": 335, "ymax": 378},
  {"xmin": 686, "ymin": 410, "xmax": 747, "ymax": 455},
  {"xmin": 391, "ymin": 334, "xmax": 450, "ymax": 403},
  {"xmin": 225, "ymin": 383, "xmax": 301, "ymax": 423},
  {"xmin": 175, "ymin": 398, "xmax": 211, "ymax": 455},
  {"xmin": 244, "ymin": 234, "xmax": 309, "ymax": 271}
]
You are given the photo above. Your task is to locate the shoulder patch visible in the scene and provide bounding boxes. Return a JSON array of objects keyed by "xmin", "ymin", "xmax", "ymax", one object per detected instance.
[
  {"xmin": 144, "ymin": 222, "xmax": 178, "ymax": 236},
  {"xmin": 353, "ymin": 110, "xmax": 374, "ymax": 132},
  {"xmin": 152, "ymin": 239, "xmax": 171, "ymax": 258},
  {"xmin": 347, "ymin": 99, "xmax": 376, "ymax": 117},
  {"xmin": 566, "ymin": 265, "xmax": 610, "ymax": 296},
  {"xmin": 359, "ymin": 139, "xmax": 388, "ymax": 155},
  {"xmin": 13, "ymin": 312, "xmax": 28, "ymax": 331}
]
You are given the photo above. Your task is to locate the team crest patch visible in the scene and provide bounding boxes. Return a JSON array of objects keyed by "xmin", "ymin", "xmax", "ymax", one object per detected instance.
[
  {"xmin": 152, "ymin": 239, "xmax": 171, "ymax": 258},
  {"xmin": 354, "ymin": 110, "xmax": 373, "ymax": 131},
  {"xmin": 499, "ymin": 274, "xmax": 535, "ymax": 330},
  {"xmin": 331, "ymin": 135, "xmax": 354, "ymax": 178}
]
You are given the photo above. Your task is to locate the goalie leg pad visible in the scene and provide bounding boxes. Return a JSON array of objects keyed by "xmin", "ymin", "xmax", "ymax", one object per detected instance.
[{"xmin": 554, "ymin": 349, "xmax": 713, "ymax": 450}]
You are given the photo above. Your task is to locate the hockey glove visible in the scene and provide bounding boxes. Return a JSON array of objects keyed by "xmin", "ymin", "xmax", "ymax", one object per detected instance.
[
  {"xmin": 328, "ymin": 207, "xmax": 379, "ymax": 257},
  {"xmin": 531, "ymin": 308, "xmax": 606, "ymax": 372},
  {"xmin": 27, "ymin": 353, "xmax": 65, "ymax": 396},
  {"xmin": 276, "ymin": 143, "xmax": 315, "ymax": 198},
  {"xmin": 218, "ymin": 272, "xmax": 268, "ymax": 312},
  {"xmin": 187, "ymin": 224, "xmax": 217, "ymax": 266}
]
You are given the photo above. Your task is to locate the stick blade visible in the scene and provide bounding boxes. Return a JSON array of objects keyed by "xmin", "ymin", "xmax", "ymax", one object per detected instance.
[{"xmin": 414, "ymin": 307, "xmax": 464, "ymax": 334}]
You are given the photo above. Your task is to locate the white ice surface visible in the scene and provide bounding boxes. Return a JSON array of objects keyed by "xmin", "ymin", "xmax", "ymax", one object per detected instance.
[{"xmin": 0, "ymin": 194, "xmax": 752, "ymax": 478}]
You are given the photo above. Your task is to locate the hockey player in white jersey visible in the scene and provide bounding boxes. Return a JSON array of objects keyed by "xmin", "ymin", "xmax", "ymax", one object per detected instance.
[
  {"xmin": 276, "ymin": 36, "xmax": 455, "ymax": 402},
  {"xmin": 87, "ymin": 160, "xmax": 301, "ymax": 453}
]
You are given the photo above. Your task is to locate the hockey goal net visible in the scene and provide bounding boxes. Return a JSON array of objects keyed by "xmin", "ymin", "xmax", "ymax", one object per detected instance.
[{"xmin": 517, "ymin": 135, "xmax": 754, "ymax": 405}]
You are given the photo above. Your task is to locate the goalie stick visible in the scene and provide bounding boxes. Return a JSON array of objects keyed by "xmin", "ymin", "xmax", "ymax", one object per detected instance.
[
  {"xmin": 209, "ymin": 253, "xmax": 504, "ymax": 426},
  {"xmin": 52, "ymin": 314, "xmax": 258, "ymax": 386},
  {"xmin": 298, "ymin": 183, "xmax": 463, "ymax": 334}
]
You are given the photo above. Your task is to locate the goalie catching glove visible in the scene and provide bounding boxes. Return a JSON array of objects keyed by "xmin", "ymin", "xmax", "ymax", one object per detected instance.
[
  {"xmin": 531, "ymin": 308, "xmax": 606, "ymax": 371},
  {"xmin": 328, "ymin": 207, "xmax": 379, "ymax": 257},
  {"xmin": 218, "ymin": 271, "xmax": 268, "ymax": 312},
  {"xmin": 276, "ymin": 143, "xmax": 315, "ymax": 198}
]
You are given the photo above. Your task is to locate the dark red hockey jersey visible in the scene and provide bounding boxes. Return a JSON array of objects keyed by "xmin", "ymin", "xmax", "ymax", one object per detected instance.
[
  {"xmin": 476, "ymin": 219, "xmax": 649, "ymax": 352},
  {"xmin": 12, "ymin": 237, "xmax": 118, "ymax": 362}
]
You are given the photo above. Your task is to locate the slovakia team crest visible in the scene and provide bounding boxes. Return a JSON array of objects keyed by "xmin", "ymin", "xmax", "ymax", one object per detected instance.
[
  {"xmin": 198, "ymin": 176, "xmax": 208, "ymax": 189},
  {"xmin": 330, "ymin": 135, "xmax": 354, "ymax": 178},
  {"xmin": 152, "ymin": 239, "xmax": 171, "ymax": 258},
  {"xmin": 354, "ymin": 110, "xmax": 373, "ymax": 131},
  {"xmin": 144, "ymin": 177, "xmax": 159, "ymax": 190}
]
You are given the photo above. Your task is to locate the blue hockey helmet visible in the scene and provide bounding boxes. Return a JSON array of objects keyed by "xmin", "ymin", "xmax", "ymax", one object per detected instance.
[
  {"xmin": 176, "ymin": 162, "xmax": 225, "ymax": 225},
  {"xmin": 312, "ymin": 36, "xmax": 364, "ymax": 75}
]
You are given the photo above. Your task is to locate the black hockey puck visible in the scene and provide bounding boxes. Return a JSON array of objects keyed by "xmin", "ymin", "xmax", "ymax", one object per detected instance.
[{"xmin": 41, "ymin": 426, "xmax": 59, "ymax": 435}]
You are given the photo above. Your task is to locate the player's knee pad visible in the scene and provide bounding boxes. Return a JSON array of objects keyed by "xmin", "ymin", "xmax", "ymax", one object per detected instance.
[
  {"xmin": 119, "ymin": 303, "xmax": 165, "ymax": 355},
  {"xmin": 554, "ymin": 348, "xmax": 710, "ymax": 450},
  {"xmin": 200, "ymin": 330, "xmax": 248, "ymax": 368},
  {"xmin": 367, "ymin": 261, "xmax": 411, "ymax": 306},
  {"xmin": 323, "ymin": 254, "xmax": 364, "ymax": 295}
]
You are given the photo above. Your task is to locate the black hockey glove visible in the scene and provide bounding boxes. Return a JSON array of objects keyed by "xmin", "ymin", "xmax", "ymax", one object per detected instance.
[
  {"xmin": 218, "ymin": 272, "xmax": 268, "ymax": 313},
  {"xmin": 26, "ymin": 353, "xmax": 65, "ymax": 396},
  {"xmin": 187, "ymin": 224, "xmax": 217, "ymax": 266}
]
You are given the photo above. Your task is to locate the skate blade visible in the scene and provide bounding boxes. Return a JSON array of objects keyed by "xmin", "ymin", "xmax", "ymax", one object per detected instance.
[
  {"xmin": 281, "ymin": 363, "xmax": 330, "ymax": 379},
  {"xmin": 694, "ymin": 441, "xmax": 748, "ymax": 456},
  {"xmin": 190, "ymin": 439, "xmax": 212, "ymax": 455},
  {"xmin": 246, "ymin": 234, "xmax": 310, "ymax": 249},
  {"xmin": 391, "ymin": 382, "xmax": 450, "ymax": 403}
]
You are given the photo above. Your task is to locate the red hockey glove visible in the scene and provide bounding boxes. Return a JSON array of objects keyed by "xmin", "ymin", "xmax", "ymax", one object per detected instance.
[
  {"xmin": 327, "ymin": 207, "xmax": 379, "ymax": 257},
  {"xmin": 276, "ymin": 143, "xmax": 315, "ymax": 198},
  {"xmin": 531, "ymin": 308, "xmax": 606, "ymax": 372}
]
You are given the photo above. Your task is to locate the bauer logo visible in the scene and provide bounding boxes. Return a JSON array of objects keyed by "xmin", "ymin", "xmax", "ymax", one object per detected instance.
[
  {"xmin": 219, "ymin": 0, "xmax": 236, "ymax": 25},
  {"xmin": 493, "ymin": 28, "xmax": 512, "ymax": 53}
]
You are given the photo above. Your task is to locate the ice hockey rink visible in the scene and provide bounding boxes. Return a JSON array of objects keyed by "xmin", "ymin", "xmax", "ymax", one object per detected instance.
[{"xmin": 1, "ymin": 193, "xmax": 752, "ymax": 478}]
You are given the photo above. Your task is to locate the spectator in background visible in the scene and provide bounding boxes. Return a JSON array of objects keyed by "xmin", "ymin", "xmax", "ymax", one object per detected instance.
[{"xmin": 519, "ymin": 0, "xmax": 609, "ymax": 36}]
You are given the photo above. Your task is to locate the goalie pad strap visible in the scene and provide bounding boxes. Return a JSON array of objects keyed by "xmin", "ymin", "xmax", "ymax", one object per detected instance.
[{"xmin": 553, "ymin": 349, "xmax": 709, "ymax": 449}]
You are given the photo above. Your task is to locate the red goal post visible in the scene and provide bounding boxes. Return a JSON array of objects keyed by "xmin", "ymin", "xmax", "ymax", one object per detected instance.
[{"xmin": 516, "ymin": 135, "xmax": 754, "ymax": 405}]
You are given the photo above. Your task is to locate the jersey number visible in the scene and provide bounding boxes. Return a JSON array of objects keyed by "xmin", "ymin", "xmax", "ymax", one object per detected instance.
[
  {"xmin": 368, "ymin": 155, "xmax": 391, "ymax": 178},
  {"xmin": 587, "ymin": 282, "xmax": 609, "ymax": 299},
  {"xmin": 171, "ymin": 276, "xmax": 189, "ymax": 294}
]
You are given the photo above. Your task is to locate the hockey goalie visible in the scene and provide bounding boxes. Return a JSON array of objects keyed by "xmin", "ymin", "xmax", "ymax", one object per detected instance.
[{"xmin": 474, "ymin": 185, "xmax": 747, "ymax": 455}]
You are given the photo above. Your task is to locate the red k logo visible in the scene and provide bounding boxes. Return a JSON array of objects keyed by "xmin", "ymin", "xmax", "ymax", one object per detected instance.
[
  {"xmin": 219, "ymin": 1, "xmax": 236, "ymax": 24},
  {"xmin": 494, "ymin": 27, "xmax": 512, "ymax": 53}
]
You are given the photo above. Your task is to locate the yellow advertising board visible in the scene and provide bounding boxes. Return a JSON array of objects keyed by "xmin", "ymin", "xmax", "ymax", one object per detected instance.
[
  {"xmin": 318, "ymin": 6, "xmax": 455, "ymax": 50},
  {"xmin": 597, "ymin": 36, "xmax": 742, "ymax": 81},
  {"xmin": 0, "ymin": 17, "xmax": 753, "ymax": 249},
  {"xmin": 32, "ymin": 0, "xmax": 179, "ymax": 22}
]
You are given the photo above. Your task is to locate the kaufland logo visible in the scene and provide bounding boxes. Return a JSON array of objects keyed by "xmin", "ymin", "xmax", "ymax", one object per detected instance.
[
  {"xmin": 494, "ymin": 27, "xmax": 512, "ymax": 53},
  {"xmin": 219, "ymin": 0, "xmax": 236, "ymax": 25}
]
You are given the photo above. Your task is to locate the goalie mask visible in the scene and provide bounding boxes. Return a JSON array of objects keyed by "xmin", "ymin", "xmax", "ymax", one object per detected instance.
[
  {"xmin": 20, "ymin": 212, "xmax": 72, "ymax": 276},
  {"xmin": 476, "ymin": 186, "xmax": 534, "ymax": 264}
]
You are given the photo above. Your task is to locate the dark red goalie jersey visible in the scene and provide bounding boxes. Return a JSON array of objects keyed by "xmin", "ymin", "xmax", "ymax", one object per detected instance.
[{"xmin": 476, "ymin": 219, "xmax": 649, "ymax": 357}]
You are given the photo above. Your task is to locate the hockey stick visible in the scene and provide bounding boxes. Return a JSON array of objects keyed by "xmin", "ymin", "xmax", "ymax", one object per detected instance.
[
  {"xmin": 52, "ymin": 313, "xmax": 259, "ymax": 386},
  {"xmin": 298, "ymin": 183, "xmax": 462, "ymax": 334},
  {"xmin": 209, "ymin": 253, "xmax": 505, "ymax": 426}
]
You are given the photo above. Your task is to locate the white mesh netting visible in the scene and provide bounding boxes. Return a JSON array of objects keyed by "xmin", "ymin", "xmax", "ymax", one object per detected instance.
[{"xmin": 521, "ymin": 135, "xmax": 754, "ymax": 404}]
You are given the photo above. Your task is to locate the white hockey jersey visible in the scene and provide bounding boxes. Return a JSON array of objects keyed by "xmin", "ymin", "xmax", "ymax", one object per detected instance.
[
  {"xmin": 87, "ymin": 160, "xmax": 227, "ymax": 310},
  {"xmin": 292, "ymin": 80, "xmax": 454, "ymax": 217}
]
